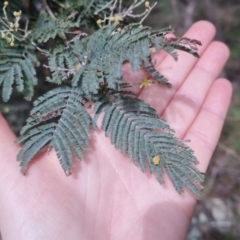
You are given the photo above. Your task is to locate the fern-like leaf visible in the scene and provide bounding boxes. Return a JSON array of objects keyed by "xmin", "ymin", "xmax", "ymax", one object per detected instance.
[
  {"xmin": 71, "ymin": 23, "xmax": 200, "ymax": 98},
  {"xmin": 46, "ymin": 37, "xmax": 86, "ymax": 84},
  {"xmin": 16, "ymin": 86, "xmax": 92, "ymax": 174},
  {"xmin": 30, "ymin": 12, "xmax": 79, "ymax": 44},
  {"xmin": 93, "ymin": 92, "xmax": 204, "ymax": 198},
  {"xmin": 0, "ymin": 40, "xmax": 38, "ymax": 101}
]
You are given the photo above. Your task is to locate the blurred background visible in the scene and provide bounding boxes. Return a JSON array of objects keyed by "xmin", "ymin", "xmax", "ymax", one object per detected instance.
[{"xmin": 0, "ymin": 1, "xmax": 239, "ymax": 239}]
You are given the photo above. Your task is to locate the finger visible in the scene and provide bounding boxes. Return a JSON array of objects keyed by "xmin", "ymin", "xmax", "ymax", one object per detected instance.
[
  {"xmin": 140, "ymin": 21, "xmax": 216, "ymax": 112},
  {"xmin": 183, "ymin": 79, "xmax": 232, "ymax": 172},
  {"xmin": 162, "ymin": 41, "xmax": 230, "ymax": 138},
  {"xmin": 0, "ymin": 114, "xmax": 20, "ymax": 179}
]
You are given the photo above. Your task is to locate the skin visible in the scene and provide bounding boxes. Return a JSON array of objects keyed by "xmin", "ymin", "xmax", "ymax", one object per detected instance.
[{"xmin": 0, "ymin": 21, "xmax": 232, "ymax": 240}]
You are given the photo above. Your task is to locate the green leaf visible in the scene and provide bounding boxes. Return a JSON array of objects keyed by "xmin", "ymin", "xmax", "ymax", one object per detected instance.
[
  {"xmin": 0, "ymin": 40, "xmax": 38, "ymax": 101},
  {"xmin": 16, "ymin": 87, "xmax": 92, "ymax": 174},
  {"xmin": 94, "ymin": 93, "xmax": 204, "ymax": 198},
  {"xmin": 30, "ymin": 12, "xmax": 79, "ymax": 44},
  {"xmin": 70, "ymin": 23, "xmax": 200, "ymax": 98},
  {"xmin": 46, "ymin": 38, "xmax": 85, "ymax": 85}
]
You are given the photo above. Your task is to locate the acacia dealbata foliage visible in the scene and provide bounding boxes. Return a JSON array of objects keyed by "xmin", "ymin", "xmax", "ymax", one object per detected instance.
[{"xmin": 0, "ymin": 0, "xmax": 204, "ymax": 198}]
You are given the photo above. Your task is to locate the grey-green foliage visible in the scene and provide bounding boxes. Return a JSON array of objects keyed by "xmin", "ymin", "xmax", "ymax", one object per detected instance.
[
  {"xmin": 0, "ymin": 40, "xmax": 38, "ymax": 101},
  {"xmin": 46, "ymin": 36, "xmax": 86, "ymax": 84},
  {"xmin": 58, "ymin": 0, "xmax": 116, "ymax": 18},
  {"xmin": 48, "ymin": 22, "xmax": 167, "ymax": 91},
  {"xmin": 16, "ymin": 23, "xmax": 204, "ymax": 197},
  {"xmin": 30, "ymin": 11, "xmax": 79, "ymax": 44},
  {"xmin": 71, "ymin": 23, "xmax": 200, "ymax": 97},
  {"xmin": 0, "ymin": 0, "xmax": 204, "ymax": 197},
  {"xmin": 46, "ymin": 23, "xmax": 198, "ymax": 94},
  {"xmin": 16, "ymin": 86, "xmax": 92, "ymax": 174},
  {"xmin": 94, "ymin": 92, "xmax": 204, "ymax": 198},
  {"xmin": 29, "ymin": 0, "xmax": 113, "ymax": 44},
  {"xmin": 71, "ymin": 24, "xmax": 181, "ymax": 97}
]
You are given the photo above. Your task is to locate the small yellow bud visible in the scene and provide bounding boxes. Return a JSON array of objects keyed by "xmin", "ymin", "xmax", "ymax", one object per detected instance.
[
  {"xmin": 96, "ymin": 19, "xmax": 102, "ymax": 24},
  {"xmin": 145, "ymin": 1, "xmax": 150, "ymax": 8},
  {"xmin": 109, "ymin": 16, "xmax": 115, "ymax": 22},
  {"xmin": 10, "ymin": 41, "xmax": 14, "ymax": 47},
  {"xmin": 4, "ymin": 1, "xmax": 9, "ymax": 7},
  {"xmin": 14, "ymin": 10, "xmax": 22, "ymax": 17},
  {"xmin": 9, "ymin": 22, "xmax": 14, "ymax": 28},
  {"xmin": 150, "ymin": 47, "xmax": 156, "ymax": 53},
  {"xmin": 113, "ymin": 15, "xmax": 123, "ymax": 22},
  {"xmin": 14, "ymin": 23, "xmax": 19, "ymax": 29},
  {"xmin": 2, "ymin": 107, "xmax": 10, "ymax": 114},
  {"xmin": 152, "ymin": 155, "xmax": 160, "ymax": 165},
  {"xmin": 139, "ymin": 77, "xmax": 153, "ymax": 88},
  {"xmin": 75, "ymin": 63, "xmax": 81, "ymax": 70},
  {"xmin": 1, "ymin": 32, "xmax": 6, "ymax": 39}
]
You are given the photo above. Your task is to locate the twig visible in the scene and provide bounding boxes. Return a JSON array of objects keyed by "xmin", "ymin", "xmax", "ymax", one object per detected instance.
[
  {"xmin": 123, "ymin": 0, "xmax": 145, "ymax": 17},
  {"xmin": 110, "ymin": 0, "xmax": 118, "ymax": 19},
  {"xmin": 43, "ymin": 64, "xmax": 75, "ymax": 72},
  {"xmin": 42, "ymin": 0, "xmax": 57, "ymax": 20},
  {"xmin": 52, "ymin": 0, "xmax": 66, "ymax": 8},
  {"xmin": 94, "ymin": 0, "xmax": 115, "ymax": 15},
  {"xmin": 42, "ymin": 0, "xmax": 68, "ymax": 41},
  {"xmin": 31, "ymin": 41, "xmax": 48, "ymax": 53},
  {"xmin": 119, "ymin": 0, "xmax": 123, "ymax": 12},
  {"xmin": 139, "ymin": 2, "xmax": 157, "ymax": 24}
]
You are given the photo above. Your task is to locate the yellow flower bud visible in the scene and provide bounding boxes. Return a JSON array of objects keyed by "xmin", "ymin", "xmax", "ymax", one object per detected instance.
[
  {"xmin": 14, "ymin": 10, "xmax": 22, "ymax": 17},
  {"xmin": 96, "ymin": 19, "xmax": 102, "ymax": 24},
  {"xmin": 10, "ymin": 41, "xmax": 14, "ymax": 47},
  {"xmin": 139, "ymin": 77, "xmax": 153, "ymax": 88},
  {"xmin": 109, "ymin": 16, "xmax": 115, "ymax": 22},
  {"xmin": 1, "ymin": 32, "xmax": 6, "ymax": 39},
  {"xmin": 145, "ymin": 1, "xmax": 150, "ymax": 8},
  {"xmin": 150, "ymin": 47, "xmax": 156, "ymax": 53},
  {"xmin": 9, "ymin": 22, "xmax": 14, "ymax": 28},
  {"xmin": 4, "ymin": 1, "xmax": 9, "ymax": 7},
  {"xmin": 75, "ymin": 63, "xmax": 81, "ymax": 70},
  {"xmin": 113, "ymin": 15, "xmax": 123, "ymax": 22},
  {"xmin": 14, "ymin": 23, "xmax": 20, "ymax": 29},
  {"xmin": 152, "ymin": 155, "xmax": 160, "ymax": 165},
  {"xmin": 2, "ymin": 107, "xmax": 10, "ymax": 114}
]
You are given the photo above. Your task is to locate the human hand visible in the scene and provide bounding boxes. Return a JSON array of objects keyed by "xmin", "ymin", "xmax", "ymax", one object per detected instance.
[{"xmin": 0, "ymin": 21, "xmax": 232, "ymax": 240}]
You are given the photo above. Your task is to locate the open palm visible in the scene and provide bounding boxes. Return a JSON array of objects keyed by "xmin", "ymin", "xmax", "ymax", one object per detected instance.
[{"xmin": 0, "ymin": 21, "xmax": 232, "ymax": 240}]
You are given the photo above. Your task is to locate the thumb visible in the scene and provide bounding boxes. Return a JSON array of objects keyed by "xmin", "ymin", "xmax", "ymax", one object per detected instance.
[{"xmin": 0, "ymin": 114, "xmax": 20, "ymax": 183}]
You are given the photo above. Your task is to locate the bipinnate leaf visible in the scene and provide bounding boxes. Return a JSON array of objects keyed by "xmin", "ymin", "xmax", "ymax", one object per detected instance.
[
  {"xmin": 46, "ymin": 37, "xmax": 86, "ymax": 85},
  {"xmin": 71, "ymin": 23, "xmax": 201, "ymax": 98},
  {"xmin": 93, "ymin": 92, "xmax": 204, "ymax": 198},
  {"xmin": 12, "ymin": 15, "xmax": 203, "ymax": 198},
  {"xmin": 16, "ymin": 86, "xmax": 92, "ymax": 174},
  {"xmin": 0, "ymin": 40, "xmax": 38, "ymax": 101},
  {"xmin": 30, "ymin": 12, "xmax": 79, "ymax": 44}
]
